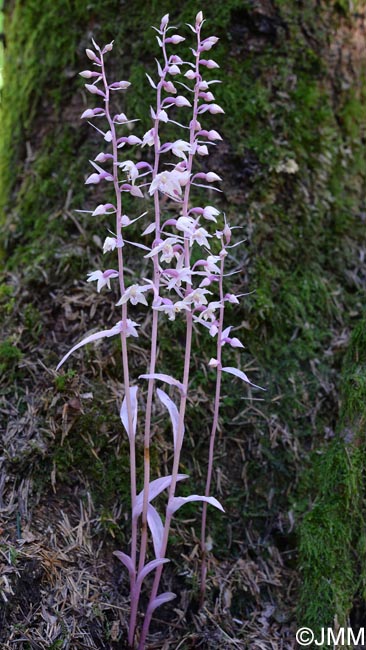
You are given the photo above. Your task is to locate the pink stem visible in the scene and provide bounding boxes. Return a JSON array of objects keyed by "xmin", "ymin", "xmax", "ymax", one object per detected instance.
[
  {"xmin": 200, "ymin": 252, "xmax": 225, "ymax": 605},
  {"xmin": 137, "ymin": 24, "xmax": 202, "ymax": 650},
  {"xmin": 100, "ymin": 49, "xmax": 138, "ymax": 643},
  {"xmin": 129, "ymin": 30, "xmax": 169, "ymax": 648}
]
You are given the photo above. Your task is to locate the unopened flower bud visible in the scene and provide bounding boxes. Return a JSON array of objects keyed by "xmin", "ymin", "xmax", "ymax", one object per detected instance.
[
  {"xmin": 160, "ymin": 13, "xmax": 169, "ymax": 30},
  {"xmin": 208, "ymin": 129, "xmax": 222, "ymax": 141},
  {"xmin": 196, "ymin": 11, "xmax": 203, "ymax": 26},
  {"xmin": 185, "ymin": 70, "xmax": 196, "ymax": 80},
  {"xmin": 197, "ymin": 145, "xmax": 209, "ymax": 156},
  {"xmin": 85, "ymin": 84, "xmax": 105, "ymax": 97},
  {"xmin": 206, "ymin": 59, "xmax": 220, "ymax": 69},
  {"xmin": 205, "ymin": 172, "xmax": 222, "ymax": 182},
  {"xmin": 80, "ymin": 109, "xmax": 95, "ymax": 119},
  {"xmin": 169, "ymin": 35, "xmax": 185, "ymax": 44},
  {"xmin": 103, "ymin": 41, "xmax": 114, "ymax": 53},
  {"xmin": 126, "ymin": 135, "xmax": 142, "ymax": 145},
  {"xmin": 200, "ymin": 59, "xmax": 220, "ymax": 69},
  {"xmin": 109, "ymin": 80, "xmax": 131, "ymax": 90},
  {"xmin": 79, "ymin": 70, "xmax": 97, "ymax": 79},
  {"xmin": 95, "ymin": 152, "xmax": 113, "ymax": 163},
  {"xmin": 86, "ymin": 49, "xmax": 101, "ymax": 64},
  {"xmin": 85, "ymin": 173, "xmax": 101, "ymax": 185},
  {"xmin": 208, "ymin": 103, "xmax": 225, "ymax": 114},
  {"xmin": 163, "ymin": 81, "xmax": 177, "ymax": 94},
  {"xmin": 200, "ymin": 36, "xmax": 219, "ymax": 51},
  {"xmin": 209, "ymin": 358, "xmax": 220, "ymax": 368},
  {"xmin": 175, "ymin": 96, "xmax": 191, "ymax": 107},
  {"xmin": 115, "ymin": 113, "xmax": 128, "ymax": 123},
  {"xmin": 167, "ymin": 64, "xmax": 180, "ymax": 76}
]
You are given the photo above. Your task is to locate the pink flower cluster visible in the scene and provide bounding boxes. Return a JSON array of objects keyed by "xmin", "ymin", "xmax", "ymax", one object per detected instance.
[{"xmin": 57, "ymin": 11, "xmax": 262, "ymax": 649}]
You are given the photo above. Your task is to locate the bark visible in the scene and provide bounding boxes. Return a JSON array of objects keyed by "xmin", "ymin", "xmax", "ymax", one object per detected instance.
[{"xmin": 1, "ymin": 1, "xmax": 366, "ymax": 647}]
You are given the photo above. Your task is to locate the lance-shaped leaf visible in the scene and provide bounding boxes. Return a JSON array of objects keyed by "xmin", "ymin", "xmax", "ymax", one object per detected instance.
[
  {"xmin": 139, "ymin": 373, "xmax": 185, "ymax": 394},
  {"xmin": 113, "ymin": 550, "xmax": 135, "ymax": 580},
  {"xmin": 135, "ymin": 557, "xmax": 169, "ymax": 591},
  {"xmin": 167, "ymin": 495, "xmax": 224, "ymax": 517},
  {"xmin": 133, "ymin": 474, "xmax": 188, "ymax": 519},
  {"xmin": 147, "ymin": 504, "xmax": 164, "ymax": 558},
  {"xmin": 156, "ymin": 388, "xmax": 183, "ymax": 450},
  {"xmin": 221, "ymin": 366, "xmax": 265, "ymax": 391},
  {"xmin": 56, "ymin": 322, "xmax": 121, "ymax": 371},
  {"xmin": 120, "ymin": 386, "xmax": 138, "ymax": 440},
  {"xmin": 147, "ymin": 592, "xmax": 176, "ymax": 616},
  {"xmin": 142, "ymin": 222, "xmax": 156, "ymax": 236}
]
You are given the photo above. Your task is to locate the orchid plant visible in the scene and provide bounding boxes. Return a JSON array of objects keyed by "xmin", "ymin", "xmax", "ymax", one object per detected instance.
[{"xmin": 57, "ymin": 11, "xmax": 261, "ymax": 649}]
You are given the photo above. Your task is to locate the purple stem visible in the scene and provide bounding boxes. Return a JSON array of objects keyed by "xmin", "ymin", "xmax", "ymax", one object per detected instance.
[
  {"xmin": 200, "ymin": 252, "xmax": 225, "ymax": 605},
  {"xmin": 100, "ymin": 48, "xmax": 138, "ymax": 621},
  {"xmin": 128, "ymin": 29, "xmax": 169, "ymax": 649},
  {"xmin": 137, "ymin": 24, "xmax": 203, "ymax": 650}
]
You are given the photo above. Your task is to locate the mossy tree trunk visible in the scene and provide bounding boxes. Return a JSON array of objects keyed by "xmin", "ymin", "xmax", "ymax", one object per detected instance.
[{"xmin": 1, "ymin": 0, "xmax": 366, "ymax": 647}]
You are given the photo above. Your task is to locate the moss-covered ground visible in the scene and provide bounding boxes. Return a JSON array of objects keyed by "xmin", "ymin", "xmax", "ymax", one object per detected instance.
[{"xmin": 1, "ymin": 0, "xmax": 366, "ymax": 647}]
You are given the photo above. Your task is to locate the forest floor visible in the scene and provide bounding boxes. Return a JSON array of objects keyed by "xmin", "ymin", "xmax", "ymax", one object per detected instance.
[{"xmin": 0, "ymin": 267, "xmax": 299, "ymax": 649}]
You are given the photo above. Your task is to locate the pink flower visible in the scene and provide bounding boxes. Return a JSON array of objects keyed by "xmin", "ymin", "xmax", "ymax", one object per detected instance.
[
  {"xmin": 154, "ymin": 299, "xmax": 190, "ymax": 321},
  {"xmin": 224, "ymin": 293, "xmax": 240, "ymax": 304},
  {"xmin": 103, "ymin": 237, "xmax": 118, "ymax": 253},
  {"xmin": 221, "ymin": 326, "xmax": 244, "ymax": 348},
  {"xmin": 119, "ymin": 160, "xmax": 139, "ymax": 184},
  {"xmin": 116, "ymin": 283, "xmax": 152, "ymax": 307},
  {"xmin": 87, "ymin": 269, "xmax": 119, "ymax": 292},
  {"xmin": 208, "ymin": 358, "xmax": 220, "ymax": 368},
  {"xmin": 203, "ymin": 206, "xmax": 220, "ymax": 221},
  {"xmin": 197, "ymin": 301, "xmax": 221, "ymax": 321},
  {"xmin": 204, "ymin": 255, "xmax": 221, "ymax": 274},
  {"xmin": 183, "ymin": 288, "xmax": 212, "ymax": 307},
  {"xmin": 163, "ymin": 256, "xmax": 192, "ymax": 290},
  {"xmin": 145, "ymin": 237, "xmax": 180, "ymax": 264},
  {"xmin": 163, "ymin": 140, "xmax": 192, "ymax": 160},
  {"xmin": 124, "ymin": 319, "xmax": 140, "ymax": 337},
  {"xmin": 149, "ymin": 170, "xmax": 185, "ymax": 200},
  {"xmin": 142, "ymin": 128, "xmax": 157, "ymax": 147}
]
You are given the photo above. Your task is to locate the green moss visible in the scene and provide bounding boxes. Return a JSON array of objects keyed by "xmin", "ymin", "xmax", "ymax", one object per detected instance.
[
  {"xmin": 0, "ymin": 339, "xmax": 23, "ymax": 376},
  {"xmin": 54, "ymin": 369, "xmax": 77, "ymax": 392},
  {"xmin": 297, "ymin": 316, "xmax": 366, "ymax": 639}
]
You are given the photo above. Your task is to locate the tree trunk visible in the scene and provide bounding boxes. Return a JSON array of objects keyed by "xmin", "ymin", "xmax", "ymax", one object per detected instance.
[{"xmin": 1, "ymin": 1, "xmax": 366, "ymax": 648}]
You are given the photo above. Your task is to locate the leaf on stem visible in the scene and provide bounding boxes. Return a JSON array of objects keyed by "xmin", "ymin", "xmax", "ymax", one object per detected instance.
[
  {"xmin": 133, "ymin": 474, "xmax": 188, "ymax": 519},
  {"xmin": 147, "ymin": 592, "xmax": 176, "ymax": 615},
  {"xmin": 139, "ymin": 373, "xmax": 185, "ymax": 394},
  {"xmin": 136, "ymin": 557, "xmax": 169, "ymax": 590},
  {"xmin": 147, "ymin": 504, "xmax": 164, "ymax": 558},
  {"xmin": 56, "ymin": 323, "xmax": 121, "ymax": 370},
  {"xmin": 113, "ymin": 550, "xmax": 135, "ymax": 580},
  {"xmin": 221, "ymin": 366, "xmax": 265, "ymax": 391},
  {"xmin": 156, "ymin": 388, "xmax": 183, "ymax": 449},
  {"xmin": 167, "ymin": 495, "xmax": 224, "ymax": 516},
  {"xmin": 120, "ymin": 386, "xmax": 138, "ymax": 440}
]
